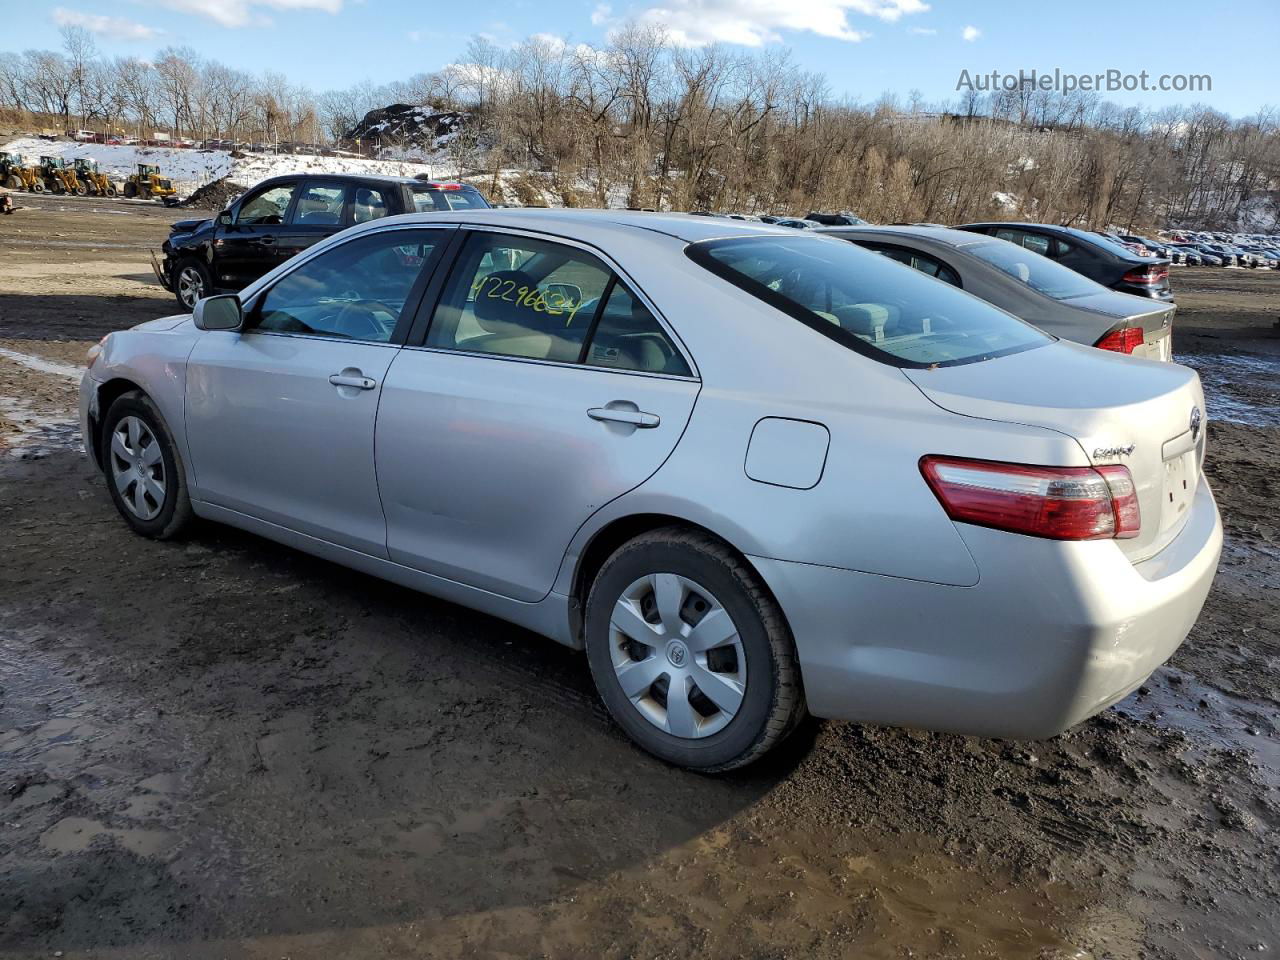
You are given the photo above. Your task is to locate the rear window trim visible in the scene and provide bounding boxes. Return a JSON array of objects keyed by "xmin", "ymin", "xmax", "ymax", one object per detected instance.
[{"xmin": 684, "ymin": 236, "xmax": 1046, "ymax": 370}]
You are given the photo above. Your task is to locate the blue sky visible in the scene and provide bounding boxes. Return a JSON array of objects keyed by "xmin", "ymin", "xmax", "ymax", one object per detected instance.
[{"xmin": 13, "ymin": 0, "xmax": 1278, "ymax": 116}]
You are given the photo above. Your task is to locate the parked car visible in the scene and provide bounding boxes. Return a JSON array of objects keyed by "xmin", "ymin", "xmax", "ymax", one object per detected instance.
[
  {"xmin": 772, "ymin": 217, "xmax": 823, "ymax": 229},
  {"xmin": 957, "ymin": 223, "xmax": 1173, "ymax": 301},
  {"xmin": 86, "ymin": 211, "xmax": 1221, "ymax": 771},
  {"xmin": 154, "ymin": 173, "xmax": 490, "ymax": 308},
  {"xmin": 821, "ymin": 226, "xmax": 1176, "ymax": 361},
  {"xmin": 806, "ymin": 211, "xmax": 868, "ymax": 226}
]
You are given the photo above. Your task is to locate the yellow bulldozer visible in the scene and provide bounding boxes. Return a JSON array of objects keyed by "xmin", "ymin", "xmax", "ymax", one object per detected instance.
[
  {"xmin": 72, "ymin": 158, "xmax": 118, "ymax": 197},
  {"xmin": 123, "ymin": 163, "xmax": 176, "ymax": 200},
  {"xmin": 39, "ymin": 156, "xmax": 87, "ymax": 195},
  {"xmin": 0, "ymin": 153, "xmax": 43, "ymax": 192}
]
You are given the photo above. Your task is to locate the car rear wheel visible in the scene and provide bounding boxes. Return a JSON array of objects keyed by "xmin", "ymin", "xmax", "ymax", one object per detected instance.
[
  {"xmin": 101, "ymin": 391, "xmax": 193, "ymax": 540},
  {"xmin": 174, "ymin": 259, "xmax": 211, "ymax": 309},
  {"xmin": 584, "ymin": 527, "xmax": 805, "ymax": 772}
]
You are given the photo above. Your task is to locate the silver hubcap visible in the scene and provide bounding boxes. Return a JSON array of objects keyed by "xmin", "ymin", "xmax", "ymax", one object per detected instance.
[
  {"xmin": 610, "ymin": 573, "xmax": 746, "ymax": 739},
  {"xmin": 178, "ymin": 266, "xmax": 204, "ymax": 306},
  {"xmin": 109, "ymin": 416, "xmax": 166, "ymax": 521}
]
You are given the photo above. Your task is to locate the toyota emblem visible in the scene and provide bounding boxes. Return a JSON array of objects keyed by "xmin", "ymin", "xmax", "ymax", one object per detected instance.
[{"xmin": 1190, "ymin": 406, "xmax": 1202, "ymax": 441}]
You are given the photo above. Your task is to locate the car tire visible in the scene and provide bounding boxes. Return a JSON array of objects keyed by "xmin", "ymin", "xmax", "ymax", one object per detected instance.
[
  {"xmin": 584, "ymin": 527, "xmax": 806, "ymax": 772},
  {"xmin": 174, "ymin": 259, "xmax": 212, "ymax": 310},
  {"xmin": 101, "ymin": 391, "xmax": 194, "ymax": 541}
]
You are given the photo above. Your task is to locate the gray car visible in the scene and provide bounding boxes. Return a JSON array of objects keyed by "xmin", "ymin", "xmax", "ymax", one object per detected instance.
[
  {"xmin": 820, "ymin": 226, "xmax": 1176, "ymax": 361},
  {"xmin": 81, "ymin": 211, "xmax": 1222, "ymax": 771}
]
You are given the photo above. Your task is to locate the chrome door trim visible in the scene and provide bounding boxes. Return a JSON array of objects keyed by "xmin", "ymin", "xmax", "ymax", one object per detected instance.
[{"xmin": 396, "ymin": 342, "xmax": 700, "ymax": 383}]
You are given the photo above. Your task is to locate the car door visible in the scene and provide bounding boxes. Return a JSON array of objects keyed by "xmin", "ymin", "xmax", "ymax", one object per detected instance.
[
  {"xmin": 375, "ymin": 228, "xmax": 700, "ymax": 602},
  {"xmin": 216, "ymin": 180, "xmax": 299, "ymax": 290},
  {"xmin": 185, "ymin": 226, "xmax": 451, "ymax": 556},
  {"xmin": 275, "ymin": 179, "xmax": 350, "ymax": 263}
]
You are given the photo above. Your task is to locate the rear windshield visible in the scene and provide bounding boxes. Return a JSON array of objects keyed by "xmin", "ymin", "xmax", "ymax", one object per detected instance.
[
  {"xmin": 965, "ymin": 239, "xmax": 1102, "ymax": 300},
  {"xmin": 687, "ymin": 235, "xmax": 1049, "ymax": 367},
  {"xmin": 410, "ymin": 185, "xmax": 489, "ymax": 212}
]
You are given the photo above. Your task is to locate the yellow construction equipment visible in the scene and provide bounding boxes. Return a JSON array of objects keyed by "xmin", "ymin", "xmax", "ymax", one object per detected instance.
[
  {"xmin": 123, "ymin": 163, "xmax": 176, "ymax": 200},
  {"xmin": 39, "ymin": 156, "xmax": 86, "ymax": 195},
  {"xmin": 73, "ymin": 158, "xmax": 118, "ymax": 197},
  {"xmin": 1, "ymin": 153, "xmax": 44, "ymax": 192}
]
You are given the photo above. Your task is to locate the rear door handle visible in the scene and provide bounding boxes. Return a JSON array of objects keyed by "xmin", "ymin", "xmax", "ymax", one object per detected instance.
[
  {"xmin": 258, "ymin": 235, "xmax": 275, "ymax": 245},
  {"xmin": 588, "ymin": 407, "xmax": 660, "ymax": 428},
  {"xmin": 329, "ymin": 373, "xmax": 377, "ymax": 390}
]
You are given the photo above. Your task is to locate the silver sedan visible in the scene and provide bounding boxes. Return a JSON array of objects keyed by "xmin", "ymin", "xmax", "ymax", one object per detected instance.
[{"xmin": 81, "ymin": 210, "xmax": 1222, "ymax": 771}]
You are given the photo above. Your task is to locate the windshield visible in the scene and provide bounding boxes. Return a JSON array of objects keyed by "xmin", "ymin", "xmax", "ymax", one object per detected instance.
[
  {"xmin": 964, "ymin": 240, "xmax": 1102, "ymax": 300},
  {"xmin": 688, "ymin": 235, "xmax": 1050, "ymax": 367},
  {"xmin": 410, "ymin": 186, "xmax": 489, "ymax": 212}
]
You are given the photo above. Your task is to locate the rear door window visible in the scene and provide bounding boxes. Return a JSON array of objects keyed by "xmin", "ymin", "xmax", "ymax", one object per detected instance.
[
  {"xmin": 290, "ymin": 183, "xmax": 345, "ymax": 226},
  {"xmin": 352, "ymin": 186, "xmax": 391, "ymax": 224},
  {"xmin": 993, "ymin": 228, "xmax": 1051, "ymax": 256},
  {"xmin": 862, "ymin": 244, "xmax": 961, "ymax": 287},
  {"xmin": 426, "ymin": 231, "xmax": 690, "ymax": 374},
  {"xmin": 426, "ymin": 232, "xmax": 609, "ymax": 362},
  {"xmin": 688, "ymin": 235, "xmax": 1048, "ymax": 368}
]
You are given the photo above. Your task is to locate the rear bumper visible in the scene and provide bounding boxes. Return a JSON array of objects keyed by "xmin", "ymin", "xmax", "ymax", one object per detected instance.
[{"xmin": 751, "ymin": 479, "xmax": 1222, "ymax": 738}]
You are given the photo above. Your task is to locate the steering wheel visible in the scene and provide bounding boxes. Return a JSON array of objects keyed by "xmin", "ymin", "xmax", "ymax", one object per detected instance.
[{"xmin": 331, "ymin": 299, "xmax": 397, "ymax": 339}]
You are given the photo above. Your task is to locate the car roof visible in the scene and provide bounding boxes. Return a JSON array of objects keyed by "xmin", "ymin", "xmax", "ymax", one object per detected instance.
[
  {"xmin": 815, "ymin": 224, "xmax": 991, "ymax": 248},
  {"xmin": 251, "ymin": 172, "xmax": 480, "ymax": 189},
  {"xmin": 372, "ymin": 207, "xmax": 813, "ymax": 244}
]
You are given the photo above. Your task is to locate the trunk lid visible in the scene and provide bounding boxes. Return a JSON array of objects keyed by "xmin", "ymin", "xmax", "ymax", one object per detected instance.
[
  {"xmin": 1065, "ymin": 290, "xmax": 1176, "ymax": 362},
  {"xmin": 904, "ymin": 341, "xmax": 1206, "ymax": 562}
]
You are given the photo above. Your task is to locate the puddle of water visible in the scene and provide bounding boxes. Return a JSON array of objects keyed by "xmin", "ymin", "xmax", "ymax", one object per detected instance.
[
  {"xmin": 1114, "ymin": 665, "xmax": 1280, "ymax": 789},
  {"xmin": 0, "ymin": 346, "xmax": 84, "ymax": 380},
  {"xmin": 0, "ymin": 395, "xmax": 81, "ymax": 458},
  {"xmin": 40, "ymin": 816, "xmax": 177, "ymax": 857},
  {"xmin": 1176, "ymin": 352, "xmax": 1280, "ymax": 428}
]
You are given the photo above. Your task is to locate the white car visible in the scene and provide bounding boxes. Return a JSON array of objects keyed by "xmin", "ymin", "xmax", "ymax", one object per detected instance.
[{"xmin": 81, "ymin": 211, "xmax": 1223, "ymax": 770}]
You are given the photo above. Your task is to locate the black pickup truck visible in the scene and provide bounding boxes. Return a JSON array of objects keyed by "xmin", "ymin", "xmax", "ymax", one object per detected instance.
[{"xmin": 154, "ymin": 173, "xmax": 489, "ymax": 309}]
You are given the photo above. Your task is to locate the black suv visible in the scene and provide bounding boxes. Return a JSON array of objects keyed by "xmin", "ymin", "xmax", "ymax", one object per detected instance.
[
  {"xmin": 154, "ymin": 174, "xmax": 489, "ymax": 308},
  {"xmin": 956, "ymin": 222, "xmax": 1172, "ymax": 301}
]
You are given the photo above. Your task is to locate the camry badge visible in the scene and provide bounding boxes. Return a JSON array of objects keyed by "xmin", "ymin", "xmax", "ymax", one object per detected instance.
[
  {"xmin": 1093, "ymin": 444, "xmax": 1136, "ymax": 459},
  {"xmin": 1190, "ymin": 406, "xmax": 1202, "ymax": 440}
]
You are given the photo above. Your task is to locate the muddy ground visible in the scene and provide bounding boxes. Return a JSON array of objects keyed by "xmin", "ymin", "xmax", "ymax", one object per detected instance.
[{"xmin": 0, "ymin": 197, "xmax": 1277, "ymax": 959}]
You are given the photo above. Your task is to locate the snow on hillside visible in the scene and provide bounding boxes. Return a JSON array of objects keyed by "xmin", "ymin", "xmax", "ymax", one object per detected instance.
[{"xmin": 1, "ymin": 137, "xmax": 434, "ymax": 193}]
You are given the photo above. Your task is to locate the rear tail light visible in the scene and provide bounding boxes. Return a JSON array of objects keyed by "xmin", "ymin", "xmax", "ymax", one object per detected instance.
[
  {"xmin": 1094, "ymin": 326, "xmax": 1144, "ymax": 354},
  {"xmin": 1121, "ymin": 264, "xmax": 1169, "ymax": 285},
  {"xmin": 920, "ymin": 456, "xmax": 1141, "ymax": 541}
]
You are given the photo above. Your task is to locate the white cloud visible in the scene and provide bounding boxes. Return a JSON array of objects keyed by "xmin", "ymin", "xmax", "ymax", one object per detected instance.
[
  {"xmin": 961, "ymin": 24, "xmax": 980, "ymax": 41},
  {"xmin": 52, "ymin": 7, "xmax": 161, "ymax": 40},
  {"xmin": 908, "ymin": 25, "xmax": 936, "ymax": 34},
  {"xmin": 148, "ymin": 0, "xmax": 343, "ymax": 29},
  {"xmin": 633, "ymin": 0, "xmax": 927, "ymax": 46},
  {"xmin": 591, "ymin": 2, "xmax": 613, "ymax": 24}
]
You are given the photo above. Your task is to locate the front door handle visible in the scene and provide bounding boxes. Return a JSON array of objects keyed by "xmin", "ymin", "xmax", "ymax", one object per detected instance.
[
  {"xmin": 588, "ymin": 406, "xmax": 660, "ymax": 428},
  {"xmin": 258, "ymin": 235, "xmax": 275, "ymax": 245},
  {"xmin": 329, "ymin": 372, "xmax": 377, "ymax": 390}
]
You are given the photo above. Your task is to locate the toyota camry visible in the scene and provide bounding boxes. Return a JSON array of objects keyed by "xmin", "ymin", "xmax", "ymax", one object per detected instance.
[{"xmin": 81, "ymin": 210, "xmax": 1222, "ymax": 771}]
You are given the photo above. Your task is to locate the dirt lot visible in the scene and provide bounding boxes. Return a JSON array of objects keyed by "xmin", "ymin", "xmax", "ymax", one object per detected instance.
[{"xmin": 0, "ymin": 198, "xmax": 1277, "ymax": 959}]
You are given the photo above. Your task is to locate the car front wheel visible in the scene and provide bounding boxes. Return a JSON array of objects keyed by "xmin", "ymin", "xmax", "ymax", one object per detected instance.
[
  {"xmin": 101, "ymin": 391, "xmax": 193, "ymax": 540},
  {"xmin": 584, "ymin": 528, "xmax": 806, "ymax": 772},
  {"xmin": 174, "ymin": 259, "xmax": 211, "ymax": 310}
]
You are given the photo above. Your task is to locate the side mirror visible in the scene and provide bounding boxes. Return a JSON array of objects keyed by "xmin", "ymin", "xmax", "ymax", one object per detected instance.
[
  {"xmin": 217, "ymin": 210, "xmax": 233, "ymax": 226},
  {"xmin": 193, "ymin": 294, "xmax": 243, "ymax": 331}
]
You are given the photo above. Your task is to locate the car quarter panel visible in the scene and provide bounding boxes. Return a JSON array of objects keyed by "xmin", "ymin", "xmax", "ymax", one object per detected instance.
[{"xmin": 548, "ymin": 242, "xmax": 1088, "ymax": 590}]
